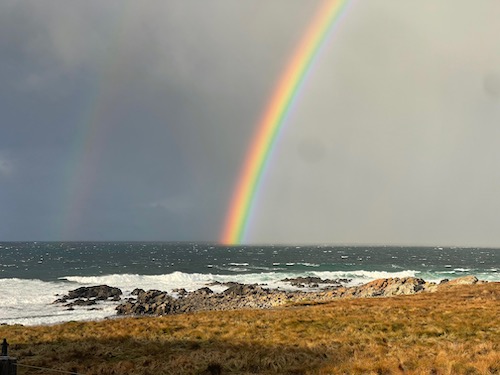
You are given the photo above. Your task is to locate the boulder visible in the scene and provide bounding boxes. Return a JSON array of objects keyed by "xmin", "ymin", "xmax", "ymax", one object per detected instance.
[
  {"xmin": 67, "ymin": 285, "xmax": 122, "ymax": 300},
  {"xmin": 443, "ymin": 276, "xmax": 479, "ymax": 286},
  {"xmin": 172, "ymin": 288, "xmax": 188, "ymax": 296},
  {"xmin": 224, "ymin": 284, "xmax": 266, "ymax": 296},
  {"xmin": 352, "ymin": 277, "xmax": 428, "ymax": 298},
  {"xmin": 192, "ymin": 287, "xmax": 213, "ymax": 295}
]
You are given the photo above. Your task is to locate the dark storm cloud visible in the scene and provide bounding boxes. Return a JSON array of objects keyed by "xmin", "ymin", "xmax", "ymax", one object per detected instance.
[{"xmin": 0, "ymin": 0, "xmax": 322, "ymax": 241}]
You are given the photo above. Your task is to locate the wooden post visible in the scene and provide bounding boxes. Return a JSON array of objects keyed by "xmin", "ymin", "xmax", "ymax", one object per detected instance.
[
  {"xmin": 0, "ymin": 339, "xmax": 17, "ymax": 375},
  {"xmin": 0, "ymin": 358, "xmax": 17, "ymax": 375}
]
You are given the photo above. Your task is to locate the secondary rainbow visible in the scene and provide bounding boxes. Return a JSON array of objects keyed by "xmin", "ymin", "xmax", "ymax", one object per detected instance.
[
  {"xmin": 221, "ymin": 0, "xmax": 349, "ymax": 244},
  {"xmin": 58, "ymin": 4, "xmax": 132, "ymax": 239}
]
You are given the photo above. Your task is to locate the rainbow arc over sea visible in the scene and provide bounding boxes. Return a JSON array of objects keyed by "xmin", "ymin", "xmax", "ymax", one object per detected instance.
[{"xmin": 220, "ymin": 0, "xmax": 349, "ymax": 245}]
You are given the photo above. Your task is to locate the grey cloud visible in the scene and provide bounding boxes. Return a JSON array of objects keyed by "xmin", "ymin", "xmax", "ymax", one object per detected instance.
[
  {"xmin": 147, "ymin": 195, "xmax": 194, "ymax": 215},
  {"xmin": 2, "ymin": 0, "xmax": 500, "ymax": 246},
  {"xmin": 0, "ymin": 154, "xmax": 13, "ymax": 176}
]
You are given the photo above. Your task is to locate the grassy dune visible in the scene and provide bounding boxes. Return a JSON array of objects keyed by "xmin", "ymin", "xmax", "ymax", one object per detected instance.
[{"xmin": 1, "ymin": 282, "xmax": 499, "ymax": 374}]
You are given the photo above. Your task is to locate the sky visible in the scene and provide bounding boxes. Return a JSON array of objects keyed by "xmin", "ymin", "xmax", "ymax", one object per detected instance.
[{"xmin": 1, "ymin": 0, "xmax": 500, "ymax": 246}]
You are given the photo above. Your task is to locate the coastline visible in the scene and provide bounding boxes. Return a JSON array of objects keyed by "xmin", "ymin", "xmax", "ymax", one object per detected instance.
[
  {"xmin": 1, "ymin": 280, "xmax": 498, "ymax": 374},
  {"xmin": 2, "ymin": 243, "xmax": 498, "ymax": 326}
]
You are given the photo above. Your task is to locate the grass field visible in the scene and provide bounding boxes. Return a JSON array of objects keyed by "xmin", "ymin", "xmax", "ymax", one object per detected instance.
[{"xmin": 1, "ymin": 282, "xmax": 498, "ymax": 374}]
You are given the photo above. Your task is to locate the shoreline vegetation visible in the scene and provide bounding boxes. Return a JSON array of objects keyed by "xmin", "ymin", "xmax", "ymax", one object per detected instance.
[{"xmin": 1, "ymin": 277, "xmax": 498, "ymax": 374}]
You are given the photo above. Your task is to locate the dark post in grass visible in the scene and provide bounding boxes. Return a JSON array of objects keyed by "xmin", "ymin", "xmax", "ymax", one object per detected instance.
[{"xmin": 0, "ymin": 339, "xmax": 17, "ymax": 375}]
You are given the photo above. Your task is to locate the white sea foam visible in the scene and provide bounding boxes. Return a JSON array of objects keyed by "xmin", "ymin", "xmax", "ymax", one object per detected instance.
[
  {"xmin": 298, "ymin": 263, "xmax": 320, "ymax": 267},
  {"xmin": 0, "ymin": 278, "xmax": 117, "ymax": 326}
]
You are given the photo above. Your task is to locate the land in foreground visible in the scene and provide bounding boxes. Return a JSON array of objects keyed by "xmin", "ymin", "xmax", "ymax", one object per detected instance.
[{"xmin": 1, "ymin": 282, "xmax": 499, "ymax": 374}]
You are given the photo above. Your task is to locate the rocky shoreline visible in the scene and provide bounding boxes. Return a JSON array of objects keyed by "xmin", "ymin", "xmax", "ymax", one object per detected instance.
[{"xmin": 53, "ymin": 275, "xmax": 483, "ymax": 317}]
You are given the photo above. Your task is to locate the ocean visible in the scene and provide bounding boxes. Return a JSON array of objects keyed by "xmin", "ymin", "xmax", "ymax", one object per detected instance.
[{"xmin": 1, "ymin": 242, "xmax": 498, "ymax": 326}]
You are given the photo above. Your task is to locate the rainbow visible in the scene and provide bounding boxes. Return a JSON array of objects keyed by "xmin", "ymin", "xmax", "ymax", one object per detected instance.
[
  {"xmin": 221, "ymin": 0, "xmax": 349, "ymax": 245},
  {"xmin": 59, "ymin": 6, "xmax": 131, "ymax": 240}
]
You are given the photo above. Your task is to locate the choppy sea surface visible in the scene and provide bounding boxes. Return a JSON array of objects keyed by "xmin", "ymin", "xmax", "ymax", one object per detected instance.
[{"xmin": 0, "ymin": 242, "xmax": 498, "ymax": 326}]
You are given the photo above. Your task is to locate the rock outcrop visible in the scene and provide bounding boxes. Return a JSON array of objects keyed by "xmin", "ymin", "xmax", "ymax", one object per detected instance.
[
  {"xmin": 53, "ymin": 285, "xmax": 123, "ymax": 309},
  {"xmin": 67, "ymin": 285, "xmax": 122, "ymax": 300},
  {"xmin": 115, "ymin": 284, "xmax": 296, "ymax": 316},
  {"xmin": 440, "ymin": 275, "xmax": 479, "ymax": 286},
  {"xmin": 55, "ymin": 276, "xmax": 486, "ymax": 316},
  {"xmin": 115, "ymin": 277, "xmax": 452, "ymax": 317},
  {"xmin": 341, "ymin": 277, "xmax": 438, "ymax": 297}
]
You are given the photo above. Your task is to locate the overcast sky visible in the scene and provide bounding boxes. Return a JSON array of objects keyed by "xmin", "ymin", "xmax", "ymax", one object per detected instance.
[{"xmin": 2, "ymin": 0, "xmax": 500, "ymax": 246}]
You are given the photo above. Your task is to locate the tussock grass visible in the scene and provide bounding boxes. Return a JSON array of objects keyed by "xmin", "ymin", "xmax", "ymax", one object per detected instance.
[{"xmin": 1, "ymin": 283, "xmax": 498, "ymax": 374}]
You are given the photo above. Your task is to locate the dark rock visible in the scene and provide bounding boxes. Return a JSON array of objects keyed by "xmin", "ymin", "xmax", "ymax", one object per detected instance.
[
  {"xmin": 206, "ymin": 281, "xmax": 242, "ymax": 288},
  {"xmin": 224, "ymin": 284, "xmax": 265, "ymax": 296},
  {"xmin": 64, "ymin": 299, "xmax": 97, "ymax": 307},
  {"xmin": 172, "ymin": 288, "xmax": 188, "ymax": 296},
  {"xmin": 116, "ymin": 290, "xmax": 176, "ymax": 316},
  {"xmin": 281, "ymin": 276, "xmax": 350, "ymax": 287},
  {"xmin": 192, "ymin": 287, "xmax": 213, "ymax": 295},
  {"xmin": 143, "ymin": 290, "xmax": 163, "ymax": 299},
  {"xmin": 54, "ymin": 285, "xmax": 123, "ymax": 308},
  {"xmin": 52, "ymin": 297, "xmax": 68, "ymax": 304},
  {"xmin": 67, "ymin": 285, "xmax": 122, "ymax": 300}
]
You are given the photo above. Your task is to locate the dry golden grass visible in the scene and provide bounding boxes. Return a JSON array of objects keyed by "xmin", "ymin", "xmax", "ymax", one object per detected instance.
[{"xmin": 1, "ymin": 283, "xmax": 498, "ymax": 374}]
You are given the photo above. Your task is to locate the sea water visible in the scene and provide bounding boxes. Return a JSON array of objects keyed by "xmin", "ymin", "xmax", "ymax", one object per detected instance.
[{"xmin": 0, "ymin": 242, "xmax": 498, "ymax": 326}]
